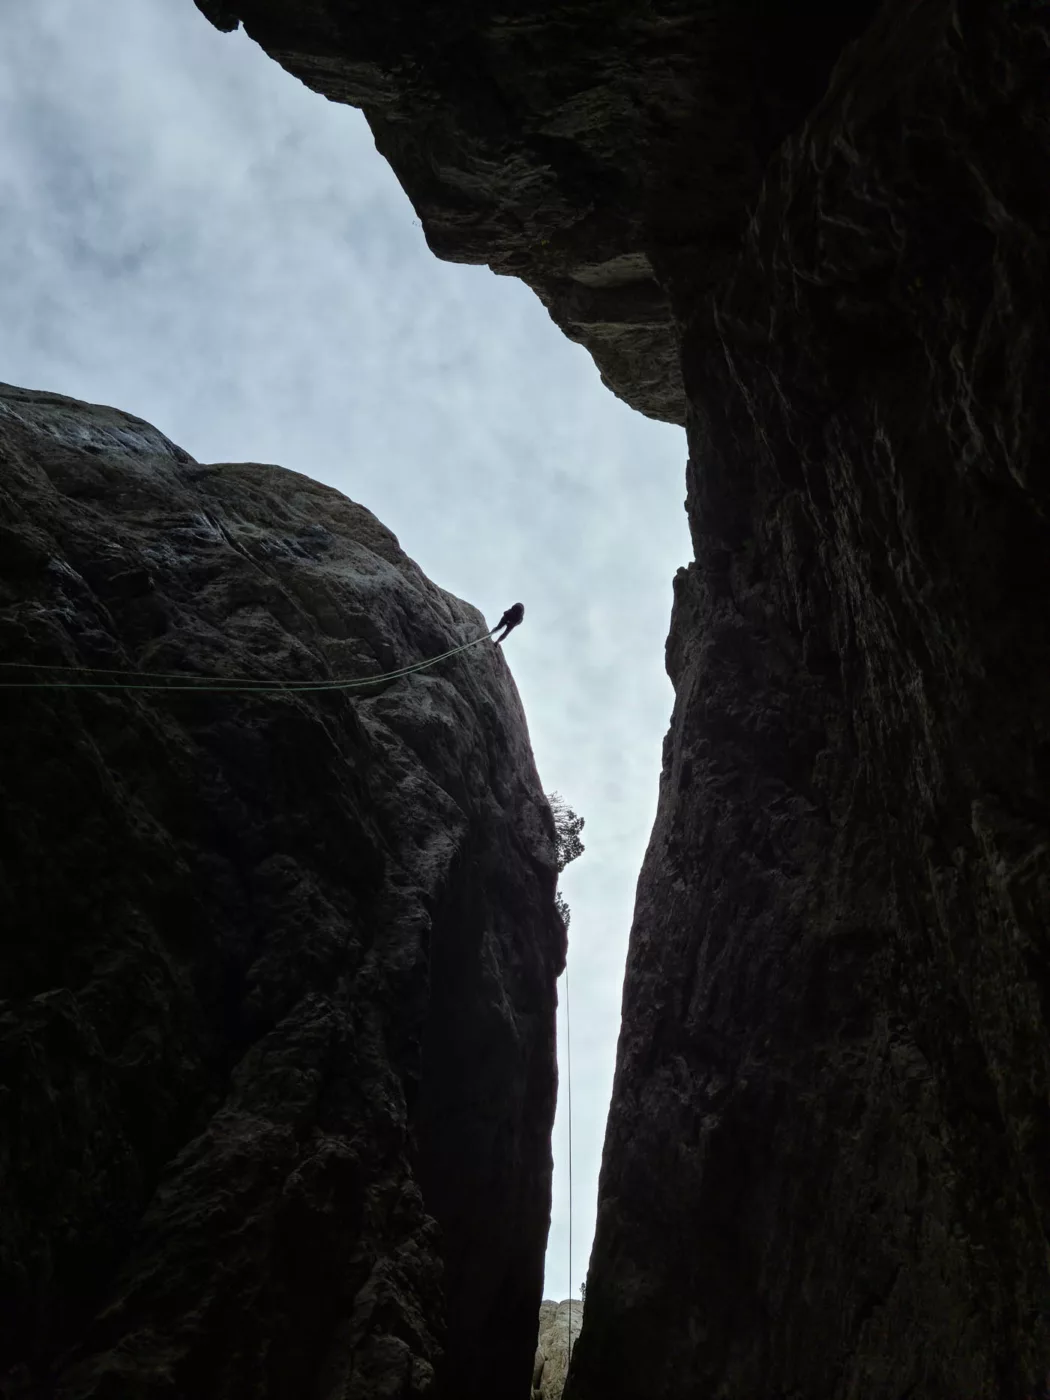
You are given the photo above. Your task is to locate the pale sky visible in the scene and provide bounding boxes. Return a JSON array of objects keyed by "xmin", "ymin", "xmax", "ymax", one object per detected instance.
[{"xmin": 0, "ymin": 0, "xmax": 689, "ymax": 1300}]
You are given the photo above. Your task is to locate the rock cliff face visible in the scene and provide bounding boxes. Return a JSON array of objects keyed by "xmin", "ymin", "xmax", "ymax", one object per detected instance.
[
  {"xmin": 0, "ymin": 383, "xmax": 564, "ymax": 1400},
  {"xmin": 192, "ymin": 0, "xmax": 1050, "ymax": 1393},
  {"xmin": 579, "ymin": 5, "xmax": 1050, "ymax": 1395},
  {"xmin": 531, "ymin": 1300, "xmax": 582, "ymax": 1400},
  {"xmin": 193, "ymin": 0, "xmax": 880, "ymax": 425},
  {"xmin": 30, "ymin": 0, "xmax": 1050, "ymax": 1391}
]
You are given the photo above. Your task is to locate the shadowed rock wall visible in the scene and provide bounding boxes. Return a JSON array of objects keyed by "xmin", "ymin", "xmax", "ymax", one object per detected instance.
[
  {"xmin": 82, "ymin": 0, "xmax": 1050, "ymax": 1392},
  {"xmin": 0, "ymin": 384, "xmax": 564, "ymax": 1400},
  {"xmin": 574, "ymin": 3, "xmax": 1050, "ymax": 1395},
  {"xmin": 193, "ymin": 0, "xmax": 880, "ymax": 425}
]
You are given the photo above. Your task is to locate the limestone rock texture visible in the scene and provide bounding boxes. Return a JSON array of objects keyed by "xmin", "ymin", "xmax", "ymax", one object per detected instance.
[
  {"xmin": 531, "ymin": 1300, "xmax": 582, "ymax": 1400},
  {"xmin": 0, "ymin": 383, "xmax": 565, "ymax": 1400}
]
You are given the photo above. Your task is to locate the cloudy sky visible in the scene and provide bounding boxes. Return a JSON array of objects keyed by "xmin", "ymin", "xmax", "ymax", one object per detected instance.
[{"xmin": 0, "ymin": 0, "xmax": 690, "ymax": 1300}]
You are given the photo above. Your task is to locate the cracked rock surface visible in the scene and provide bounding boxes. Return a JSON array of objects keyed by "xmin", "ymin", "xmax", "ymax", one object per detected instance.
[
  {"xmin": 0, "ymin": 383, "xmax": 564, "ymax": 1400},
  {"xmin": 575, "ymin": 3, "xmax": 1050, "ymax": 1396},
  {"xmin": 191, "ymin": 0, "xmax": 1050, "ymax": 1393},
  {"xmin": 531, "ymin": 1300, "xmax": 582, "ymax": 1400},
  {"xmin": 193, "ymin": 0, "xmax": 880, "ymax": 425},
  {"xmin": 14, "ymin": 0, "xmax": 1050, "ymax": 1391}
]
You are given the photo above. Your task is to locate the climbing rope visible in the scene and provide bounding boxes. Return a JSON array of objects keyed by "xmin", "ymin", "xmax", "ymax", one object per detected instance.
[
  {"xmin": 566, "ymin": 946, "xmax": 575, "ymax": 1376},
  {"xmin": 0, "ymin": 631, "xmax": 494, "ymax": 694}
]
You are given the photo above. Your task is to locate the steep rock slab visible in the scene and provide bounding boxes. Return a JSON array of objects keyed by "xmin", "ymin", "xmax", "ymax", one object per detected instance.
[
  {"xmin": 0, "ymin": 383, "xmax": 564, "ymax": 1400},
  {"xmin": 193, "ymin": 0, "xmax": 880, "ymax": 424},
  {"xmin": 531, "ymin": 1299, "xmax": 582, "ymax": 1400},
  {"xmin": 194, "ymin": 0, "xmax": 1050, "ymax": 1392},
  {"xmin": 575, "ymin": 2, "xmax": 1050, "ymax": 1397}
]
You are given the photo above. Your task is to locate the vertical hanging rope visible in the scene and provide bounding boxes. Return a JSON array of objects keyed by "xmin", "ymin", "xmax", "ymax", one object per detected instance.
[{"xmin": 566, "ymin": 949, "xmax": 574, "ymax": 1382}]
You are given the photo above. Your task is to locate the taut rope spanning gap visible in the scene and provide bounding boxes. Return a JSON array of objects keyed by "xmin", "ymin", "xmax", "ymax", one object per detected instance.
[{"xmin": 0, "ymin": 631, "xmax": 494, "ymax": 694}]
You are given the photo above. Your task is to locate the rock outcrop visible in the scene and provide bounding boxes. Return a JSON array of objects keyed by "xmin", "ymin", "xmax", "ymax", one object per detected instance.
[
  {"xmin": 532, "ymin": 1300, "xmax": 582, "ymax": 1400},
  {"xmin": 576, "ymin": 4, "xmax": 1050, "ymax": 1396},
  {"xmin": 0, "ymin": 383, "xmax": 565, "ymax": 1400},
  {"xmin": 189, "ymin": 0, "xmax": 1050, "ymax": 1393},
  {"xmin": 193, "ymin": 0, "xmax": 881, "ymax": 425},
  {"xmin": 20, "ymin": 0, "xmax": 1050, "ymax": 1392}
]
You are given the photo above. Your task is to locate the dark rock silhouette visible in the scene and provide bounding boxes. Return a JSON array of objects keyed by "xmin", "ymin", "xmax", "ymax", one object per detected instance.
[
  {"xmin": 577, "ymin": 6, "xmax": 1050, "ymax": 1395},
  {"xmin": 191, "ymin": 0, "xmax": 1050, "ymax": 1389},
  {"xmin": 190, "ymin": 1, "xmax": 1050, "ymax": 1393},
  {"xmin": 193, "ymin": 0, "xmax": 881, "ymax": 426},
  {"xmin": 0, "ymin": 384, "xmax": 564, "ymax": 1399},
  {"xmin": 13, "ymin": 0, "xmax": 1050, "ymax": 1391}
]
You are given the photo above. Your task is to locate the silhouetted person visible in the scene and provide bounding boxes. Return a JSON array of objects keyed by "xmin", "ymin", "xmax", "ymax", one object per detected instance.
[{"xmin": 493, "ymin": 602, "xmax": 524, "ymax": 645}]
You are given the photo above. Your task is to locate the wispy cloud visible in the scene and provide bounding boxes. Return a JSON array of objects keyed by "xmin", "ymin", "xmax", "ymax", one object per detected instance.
[{"xmin": 0, "ymin": 0, "xmax": 690, "ymax": 1298}]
